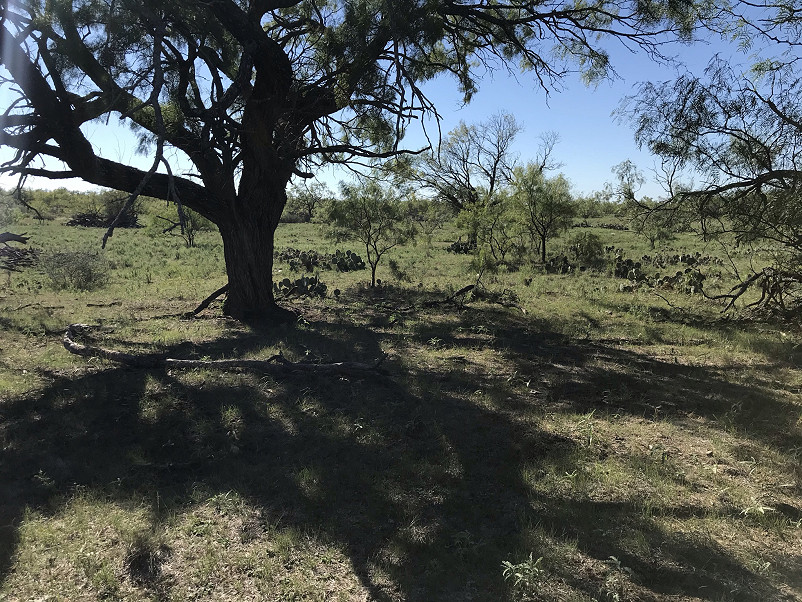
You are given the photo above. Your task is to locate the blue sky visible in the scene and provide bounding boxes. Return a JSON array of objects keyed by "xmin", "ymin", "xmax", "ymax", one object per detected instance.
[
  {"xmin": 0, "ymin": 29, "xmax": 745, "ymax": 199},
  {"xmin": 392, "ymin": 35, "xmax": 744, "ymax": 199}
]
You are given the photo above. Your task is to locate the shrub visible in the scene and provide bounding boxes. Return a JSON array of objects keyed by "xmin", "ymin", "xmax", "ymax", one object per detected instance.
[
  {"xmin": 566, "ymin": 232, "xmax": 605, "ymax": 269},
  {"xmin": 155, "ymin": 207, "xmax": 215, "ymax": 247},
  {"xmin": 42, "ymin": 250, "xmax": 110, "ymax": 290},
  {"xmin": 0, "ymin": 192, "xmax": 20, "ymax": 225},
  {"xmin": 327, "ymin": 180, "xmax": 416, "ymax": 287},
  {"xmin": 283, "ymin": 181, "xmax": 332, "ymax": 223}
]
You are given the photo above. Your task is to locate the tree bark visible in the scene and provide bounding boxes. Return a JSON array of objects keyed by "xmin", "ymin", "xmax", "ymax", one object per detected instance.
[
  {"xmin": 369, "ymin": 259, "xmax": 378, "ymax": 287},
  {"xmin": 217, "ymin": 185, "xmax": 295, "ymax": 324}
]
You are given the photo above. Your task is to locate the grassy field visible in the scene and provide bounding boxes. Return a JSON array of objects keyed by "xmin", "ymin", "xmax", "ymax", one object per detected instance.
[{"xmin": 1, "ymin": 205, "xmax": 801, "ymax": 601}]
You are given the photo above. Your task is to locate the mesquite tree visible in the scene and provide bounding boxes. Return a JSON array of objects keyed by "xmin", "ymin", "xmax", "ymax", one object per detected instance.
[
  {"xmin": 627, "ymin": 56, "xmax": 802, "ymax": 312},
  {"xmin": 0, "ymin": 0, "xmax": 702, "ymax": 322},
  {"xmin": 327, "ymin": 180, "xmax": 415, "ymax": 287},
  {"xmin": 413, "ymin": 113, "xmax": 525, "ymax": 214},
  {"xmin": 512, "ymin": 164, "xmax": 575, "ymax": 262}
]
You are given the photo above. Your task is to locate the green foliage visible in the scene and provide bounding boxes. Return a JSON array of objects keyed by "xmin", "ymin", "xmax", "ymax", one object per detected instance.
[
  {"xmin": 512, "ymin": 164, "xmax": 575, "ymax": 263},
  {"xmin": 502, "ymin": 553, "xmax": 544, "ymax": 593},
  {"xmin": 327, "ymin": 180, "xmax": 416, "ymax": 287},
  {"xmin": 406, "ymin": 196, "xmax": 454, "ymax": 245},
  {"xmin": 566, "ymin": 231, "xmax": 606, "ymax": 269},
  {"xmin": 1, "ymin": 0, "xmax": 710, "ymax": 317},
  {"xmin": 156, "ymin": 206, "xmax": 215, "ymax": 248},
  {"xmin": 458, "ymin": 191, "xmax": 526, "ymax": 271},
  {"xmin": 98, "ymin": 190, "xmax": 142, "ymax": 228},
  {"xmin": 284, "ymin": 181, "xmax": 332, "ymax": 223},
  {"xmin": 42, "ymin": 250, "xmax": 110, "ymax": 291},
  {"xmin": 574, "ymin": 191, "xmax": 621, "ymax": 218},
  {"xmin": 3, "ymin": 216, "xmax": 802, "ymax": 601},
  {"xmin": 627, "ymin": 198, "xmax": 675, "ymax": 250},
  {"xmin": 0, "ymin": 190, "xmax": 21, "ymax": 225},
  {"xmin": 626, "ymin": 55, "xmax": 802, "ymax": 311},
  {"xmin": 65, "ymin": 190, "xmax": 142, "ymax": 229}
]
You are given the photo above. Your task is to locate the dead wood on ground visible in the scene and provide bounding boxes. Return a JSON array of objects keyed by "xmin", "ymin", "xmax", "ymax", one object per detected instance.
[{"xmin": 63, "ymin": 324, "xmax": 387, "ymax": 376}]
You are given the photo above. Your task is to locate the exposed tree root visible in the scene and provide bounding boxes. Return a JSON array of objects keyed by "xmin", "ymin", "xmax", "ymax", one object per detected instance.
[
  {"xmin": 63, "ymin": 324, "xmax": 387, "ymax": 376},
  {"xmin": 190, "ymin": 283, "xmax": 229, "ymax": 317}
]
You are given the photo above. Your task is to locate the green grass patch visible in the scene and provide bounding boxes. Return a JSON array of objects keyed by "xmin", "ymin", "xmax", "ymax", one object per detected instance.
[{"xmin": 1, "ymin": 215, "xmax": 801, "ymax": 600}]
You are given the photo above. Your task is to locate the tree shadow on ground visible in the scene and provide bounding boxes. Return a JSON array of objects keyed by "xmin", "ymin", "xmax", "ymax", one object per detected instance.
[
  {"xmin": 0, "ymin": 305, "xmax": 798, "ymax": 601},
  {"xmin": 408, "ymin": 305, "xmax": 802, "ymax": 453}
]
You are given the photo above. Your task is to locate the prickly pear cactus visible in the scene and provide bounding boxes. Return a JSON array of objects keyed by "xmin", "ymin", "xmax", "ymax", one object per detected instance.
[
  {"xmin": 272, "ymin": 274, "xmax": 328, "ymax": 299},
  {"xmin": 276, "ymin": 247, "xmax": 366, "ymax": 272}
]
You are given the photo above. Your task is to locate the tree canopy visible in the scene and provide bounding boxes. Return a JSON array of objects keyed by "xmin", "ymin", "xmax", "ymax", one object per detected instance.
[
  {"xmin": 327, "ymin": 179, "xmax": 414, "ymax": 287},
  {"xmin": 512, "ymin": 162, "xmax": 574, "ymax": 262},
  {"xmin": 412, "ymin": 112, "xmax": 524, "ymax": 213},
  {"xmin": 1, "ymin": 0, "xmax": 704, "ymax": 320},
  {"xmin": 625, "ymin": 3, "xmax": 802, "ymax": 313}
]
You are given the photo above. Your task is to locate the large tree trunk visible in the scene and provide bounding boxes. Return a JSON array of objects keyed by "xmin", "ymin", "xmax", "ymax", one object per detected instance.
[
  {"xmin": 213, "ymin": 48, "xmax": 300, "ymax": 324},
  {"xmin": 217, "ymin": 185, "xmax": 294, "ymax": 324}
]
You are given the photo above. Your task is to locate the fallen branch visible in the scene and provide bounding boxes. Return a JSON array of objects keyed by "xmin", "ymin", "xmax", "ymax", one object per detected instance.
[
  {"xmin": 63, "ymin": 324, "xmax": 387, "ymax": 376},
  {"xmin": 388, "ymin": 282, "xmax": 528, "ymax": 324},
  {"xmin": 0, "ymin": 232, "xmax": 29, "ymax": 245},
  {"xmin": 702, "ymin": 268, "xmax": 802, "ymax": 314},
  {"xmin": 434, "ymin": 284, "xmax": 475, "ymax": 306},
  {"xmin": 190, "ymin": 283, "xmax": 229, "ymax": 316},
  {"xmin": 393, "ymin": 284, "xmax": 475, "ymax": 316},
  {"xmin": 0, "ymin": 232, "xmax": 38, "ymax": 272}
]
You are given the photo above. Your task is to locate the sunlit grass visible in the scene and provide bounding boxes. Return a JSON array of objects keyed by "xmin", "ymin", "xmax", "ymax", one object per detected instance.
[{"xmin": 1, "ymin": 209, "xmax": 800, "ymax": 600}]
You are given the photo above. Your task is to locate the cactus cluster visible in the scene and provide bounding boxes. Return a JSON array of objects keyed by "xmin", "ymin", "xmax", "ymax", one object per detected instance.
[
  {"xmin": 613, "ymin": 256, "xmax": 649, "ymax": 281},
  {"xmin": 640, "ymin": 251, "xmax": 723, "ymax": 269},
  {"xmin": 331, "ymin": 249, "xmax": 366, "ymax": 271},
  {"xmin": 540, "ymin": 250, "xmax": 707, "ymax": 295},
  {"xmin": 276, "ymin": 247, "xmax": 366, "ymax": 272},
  {"xmin": 273, "ymin": 274, "xmax": 328, "ymax": 298},
  {"xmin": 573, "ymin": 221, "xmax": 628, "ymax": 231},
  {"xmin": 544, "ymin": 255, "xmax": 576, "ymax": 274},
  {"xmin": 446, "ymin": 239, "xmax": 477, "ymax": 254},
  {"xmin": 613, "ymin": 254, "xmax": 706, "ymax": 294}
]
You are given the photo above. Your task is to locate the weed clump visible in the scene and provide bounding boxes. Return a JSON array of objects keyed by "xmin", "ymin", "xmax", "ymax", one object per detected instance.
[{"xmin": 42, "ymin": 250, "xmax": 109, "ymax": 290}]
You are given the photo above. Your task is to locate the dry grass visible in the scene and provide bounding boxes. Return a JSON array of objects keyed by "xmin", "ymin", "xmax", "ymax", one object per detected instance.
[{"xmin": 1, "ymin": 215, "xmax": 801, "ymax": 601}]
